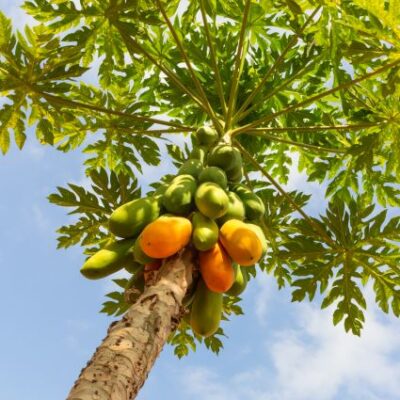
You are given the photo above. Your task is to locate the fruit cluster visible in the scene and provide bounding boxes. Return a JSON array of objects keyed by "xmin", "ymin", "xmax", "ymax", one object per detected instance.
[{"xmin": 81, "ymin": 126, "xmax": 267, "ymax": 337}]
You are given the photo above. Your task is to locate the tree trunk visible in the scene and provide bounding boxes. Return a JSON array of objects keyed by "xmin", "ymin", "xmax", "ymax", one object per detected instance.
[{"xmin": 67, "ymin": 249, "xmax": 194, "ymax": 400}]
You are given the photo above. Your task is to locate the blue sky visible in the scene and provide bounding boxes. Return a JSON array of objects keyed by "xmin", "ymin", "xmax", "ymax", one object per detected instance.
[{"xmin": 1, "ymin": 3, "xmax": 400, "ymax": 400}]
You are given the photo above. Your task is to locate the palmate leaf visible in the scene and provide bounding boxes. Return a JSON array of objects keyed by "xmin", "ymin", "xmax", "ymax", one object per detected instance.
[
  {"xmin": 288, "ymin": 196, "xmax": 400, "ymax": 335},
  {"xmin": 48, "ymin": 168, "xmax": 140, "ymax": 249}
]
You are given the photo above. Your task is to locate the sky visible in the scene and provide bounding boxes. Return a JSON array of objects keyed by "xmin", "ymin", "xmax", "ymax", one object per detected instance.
[{"xmin": 1, "ymin": 2, "xmax": 400, "ymax": 400}]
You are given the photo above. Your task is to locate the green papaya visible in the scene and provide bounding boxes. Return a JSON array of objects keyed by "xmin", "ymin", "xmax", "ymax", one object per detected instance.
[
  {"xmin": 227, "ymin": 264, "xmax": 248, "ymax": 296},
  {"xmin": 195, "ymin": 182, "xmax": 229, "ymax": 219},
  {"xmin": 124, "ymin": 258, "xmax": 142, "ymax": 274},
  {"xmin": 192, "ymin": 212, "xmax": 219, "ymax": 251},
  {"xmin": 162, "ymin": 174, "xmax": 197, "ymax": 215},
  {"xmin": 225, "ymin": 163, "xmax": 243, "ymax": 183},
  {"xmin": 190, "ymin": 279, "xmax": 223, "ymax": 337},
  {"xmin": 196, "ymin": 126, "xmax": 219, "ymax": 145},
  {"xmin": 246, "ymin": 223, "xmax": 267, "ymax": 255},
  {"xmin": 207, "ymin": 144, "xmax": 242, "ymax": 172},
  {"xmin": 124, "ymin": 267, "xmax": 145, "ymax": 304},
  {"xmin": 189, "ymin": 146, "xmax": 207, "ymax": 163},
  {"xmin": 109, "ymin": 197, "xmax": 160, "ymax": 238},
  {"xmin": 81, "ymin": 238, "xmax": 135, "ymax": 280},
  {"xmin": 198, "ymin": 166, "xmax": 228, "ymax": 190},
  {"xmin": 233, "ymin": 184, "xmax": 266, "ymax": 220},
  {"xmin": 178, "ymin": 159, "xmax": 203, "ymax": 178},
  {"xmin": 217, "ymin": 192, "xmax": 245, "ymax": 225},
  {"xmin": 133, "ymin": 237, "xmax": 155, "ymax": 264}
]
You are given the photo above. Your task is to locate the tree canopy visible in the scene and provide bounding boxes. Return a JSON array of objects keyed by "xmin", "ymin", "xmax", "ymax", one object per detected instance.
[{"xmin": 1, "ymin": 0, "xmax": 400, "ymax": 357}]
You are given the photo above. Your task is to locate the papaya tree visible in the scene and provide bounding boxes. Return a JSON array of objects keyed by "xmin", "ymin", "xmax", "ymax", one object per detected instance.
[{"xmin": 1, "ymin": 0, "xmax": 400, "ymax": 398}]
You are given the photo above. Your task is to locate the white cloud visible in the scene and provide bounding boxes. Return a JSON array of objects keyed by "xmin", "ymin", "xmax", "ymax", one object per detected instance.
[
  {"xmin": 3, "ymin": 2, "xmax": 36, "ymax": 30},
  {"xmin": 180, "ymin": 289, "xmax": 400, "ymax": 400}
]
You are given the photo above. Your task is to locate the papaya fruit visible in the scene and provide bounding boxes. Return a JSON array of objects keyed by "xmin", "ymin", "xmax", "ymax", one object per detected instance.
[
  {"xmin": 196, "ymin": 126, "xmax": 219, "ymax": 145},
  {"xmin": 232, "ymin": 184, "xmax": 265, "ymax": 220},
  {"xmin": 190, "ymin": 279, "xmax": 223, "ymax": 337},
  {"xmin": 162, "ymin": 174, "xmax": 197, "ymax": 215},
  {"xmin": 195, "ymin": 182, "xmax": 229, "ymax": 219},
  {"xmin": 124, "ymin": 267, "xmax": 145, "ymax": 304},
  {"xmin": 109, "ymin": 196, "xmax": 160, "ymax": 238},
  {"xmin": 199, "ymin": 241, "xmax": 235, "ymax": 293},
  {"xmin": 198, "ymin": 166, "xmax": 228, "ymax": 190},
  {"xmin": 207, "ymin": 144, "xmax": 242, "ymax": 172},
  {"xmin": 178, "ymin": 159, "xmax": 203, "ymax": 178},
  {"xmin": 124, "ymin": 259, "xmax": 142, "ymax": 274},
  {"xmin": 189, "ymin": 146, "xmax": 207, "ymax": 163},
  {"xmin": 217, "ymin": 192, "xmax": 245, "ymax": 225},
  {"xmin": 225, "ymin": 163, "xmax": 243, "ymax": 183},
  {"xmin": 81, "ymin": 238, "xmax": 135, "ymax": 280},
  {"xmin": 219, "ymin": 219, "xmax": 263, "ymax": 266},
  {"xmin": 133, "ymin": 237, "xmax": 155, "ymax": 264},
  {"xmin": 227, "ymin": 264, "xmax": 248, "ymax": 296},
  {"xmin": 139, "ymin": 215, "xmax": 192, "ymax": 258},
  {"xmin": 192, "ymin": 212, "xmax": 219, "ymax": 251},
  {"xmin": 246, "ymin": 223, "xmax": 267, "ymax": 256}
]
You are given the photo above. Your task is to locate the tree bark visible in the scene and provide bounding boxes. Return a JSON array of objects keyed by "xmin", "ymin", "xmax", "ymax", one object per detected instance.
[{"xmin": 67, "ymin": 249, "xmax": 194, "ymax": 400}]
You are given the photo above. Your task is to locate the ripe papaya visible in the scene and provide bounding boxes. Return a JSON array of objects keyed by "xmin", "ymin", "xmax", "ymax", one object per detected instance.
[
  {"xmin": 109, "ymin": 196, "xmax": 160, "ymax": 238},
  {"xmin": 139, "ymin": 215, "xmax": 192, "ymax": 258},
  {"xmin": 219, "ymin": 219, "xmax": 263, "ymax": 266},
  {"xmin": 227, "ymin": 264, "xmax": 248, "ymax": 296},
  {"xmin": 199, "ymin": 241, "xmax": 234, "ymax": 293},
  {"xmin": 192, "ymin": 211, "xmax": 219, "ymax": 251},
  {"xmin": 198, "ymin": 166, "xmax": 228, "ymax": 190},
  {"xmin": 162, "ymin": 174, "xmax": 197, "ymax": 215},
  {"xmin": 232, "ymin": 184, "xmax": 265, "ymax": 220},
  {"xmin": 196, "ymin": 126, "xmax": 219, "ymax": 145},
  {"xmin": 189, "ymin": 146, "xmax": 207, "ymax": 163},
  {"xmin": 217, "ymin": 192, "xmax": 245, "ymax": 225},
  {"xmin": 133, "ymin": 237, "xmax": 155, "ymax": 264},
  {"xmin": 207, "ymin": 144, "xmax": 242, "ymax": 172},
  {"xmin": 81, "ymin": 238, "xmax": 135, "ymax": 280},
  {"xmin": 124, "ymin": 267, "xmax": 145, "ymax": 304},
  {"xmin": 195, "ymin": 182, "xmax": 229, "ymax": 219},
  {"xmin": 178, "ymin": 159, "xmax": 203, "ymax": 178},
  {"xmin": 246, "ymin": 223, "xmax": 267, "ymax": 256},
  {"xmin": 190, "ymin": 279, "xmax": 223, "ymax": 337}
]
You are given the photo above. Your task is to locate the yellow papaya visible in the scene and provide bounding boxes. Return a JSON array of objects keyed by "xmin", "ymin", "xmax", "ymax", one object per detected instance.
[
  {"xmin": 217, "ymin": 192, "xmax": 245, "ymax": 225},
  {"xmin": 195, "ymin": 182, "xmax": 229, "ymax": 219},
  {"xmin": 139, "ymin": 215, "xmax": 192, "ymax": 258},
  {"xmin": 178, "ymin": 159, "xmax": 203, "ymax": 178},
  {"xmin": 162, "ymin": 174, "xmax": 197, "ymax": 215},
  {"xmin": 192, "ymin": 212, "xmax": 219, "ymax": 251},
  {"xmin": 219, "ymin": 219, "xmax": 263, "ymax": 266},
  {"xmin": 199, "ymin": 241, "xmax": 235, "ymax": 293},
  {"xmin": 232, "ymin": 184, "xmax": 265, "ymax": 220},
  {"xmin": 109, "ymin": 197, "xmax": 160, "ymax": 238},
  {"xmin": 198, "ymin": 166, "xmax": 228, "ymax": 190},
  {"xmin": 190, "ymin": 279, "xmax": 223, "ymax": 337},
  {"xmin": 81, "ymin": 238, "xmax": 135, "ymax": 280},
  {"xmin": 246, "ymin": 223, "xmax": 267, "ymax": 256},
  {"xmin": 196, "ymin": 126, "xmax": 219, "ymax": 145},
  {"xmin": 227, "ymin": 264, "xmax": 248, "ymax": 296}
]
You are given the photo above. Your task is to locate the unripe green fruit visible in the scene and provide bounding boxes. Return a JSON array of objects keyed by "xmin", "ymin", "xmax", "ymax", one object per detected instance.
[
  {"xmin": 81, "ymin": 238, "xmax": 135, "ymax": 280},
  {"xmin": 207, "ymin": 144, "xmax": 242, "ymax": 172},
  {"xmin": 217, "ymin": 192, "xmax": 245, "ymax": 225},
  {"xmin": 109, "ymin": 197, "xmax": 160, "ymax": 238},
  {"xmin": 162, "ymin": 174, "xmax": 197, "ymax": 215},
  {"xmin": 227, "ymin": 264, "xmax": 248, "ymax": 296},
  {"xmin": 195, "ymin": 182, "xmax": 229, "ymax": 219},
  {"xmin": 198, "ymin": 166, "xmax": 228, "ymax": 190},
  {"xmin": 190, "ymin": 279, "xmax": 222, "ymax": 337},
  {"xmin": 178, "ymin": 159, "xmax": 203, "ymax": 178},
  {"xmin": 192, "ymin": 212, "xmax": 219, "ymax": 251},
  {"xmin": 196, "ymin": 126, "xmax": 219, "ymax": 145}
]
